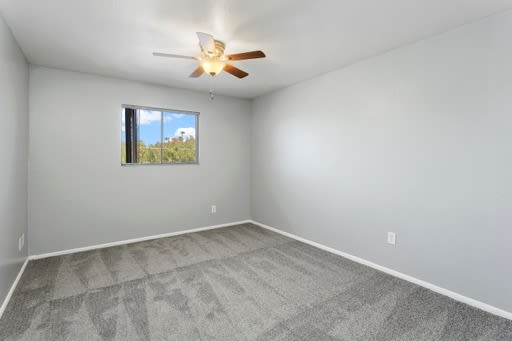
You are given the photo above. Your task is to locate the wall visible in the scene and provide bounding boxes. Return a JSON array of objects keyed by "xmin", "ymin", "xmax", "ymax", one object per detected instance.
[
  {"xmin": 29, "ymin": 66, "xmax": 251, "ymax": 254},
  {"xmin": 251, "ymin": 11, "xmax": 512, "ymax": 312},
  {"xmin": 0, "ymin": 15, "xmax": 29, "ymax": 307}
]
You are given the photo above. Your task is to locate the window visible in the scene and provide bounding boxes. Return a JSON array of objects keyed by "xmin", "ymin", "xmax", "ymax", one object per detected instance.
[{"xmin": 121, "ymin": 105, "xmax": 199, "ymax": 165}]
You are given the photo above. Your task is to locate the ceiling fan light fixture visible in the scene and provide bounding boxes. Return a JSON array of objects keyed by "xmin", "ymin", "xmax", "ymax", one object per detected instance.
[
  {"xmin": 201, "ymin": 58, "xmax": 225, "ymax": 76},
  {"xmin": 153, "ymin": 32, "xmax": 265, "ymax": 79}
]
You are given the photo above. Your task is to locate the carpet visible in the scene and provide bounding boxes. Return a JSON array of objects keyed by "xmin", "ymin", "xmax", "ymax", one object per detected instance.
[{"xmin": 0, "ymin": 223, "xmax": 511, "ymax": 340}]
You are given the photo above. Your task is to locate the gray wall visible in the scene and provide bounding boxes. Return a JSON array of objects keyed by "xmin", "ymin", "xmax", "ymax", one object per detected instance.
[
  {"xmin": 0, "ymin": 15, "xmax": 29, "ymax": 306},
  {"xmin": 29, "ymin": 66, "xmax": 251, "ymax": 255},
  {"xmin": 251, "ymin": 11, "xmax": 512, "ymax": 312}
]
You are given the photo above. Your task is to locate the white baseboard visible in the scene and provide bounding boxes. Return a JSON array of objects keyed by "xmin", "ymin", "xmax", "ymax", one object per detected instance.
[
  {"xmin": 250, "ymin": 220, "xmax": 512, "ymax": 321},
  {"xmin": 0, "ymin": 257, "xmax": 29, "ymax": 320},
  {"xmin": 30, "ymin": 220, "xmax": 251, "ymax": 260}
]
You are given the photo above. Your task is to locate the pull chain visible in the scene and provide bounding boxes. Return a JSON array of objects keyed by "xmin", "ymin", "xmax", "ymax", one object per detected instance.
[{"xmin": 209, "ymin": 74, "xmax": 215, "ymax": 100}]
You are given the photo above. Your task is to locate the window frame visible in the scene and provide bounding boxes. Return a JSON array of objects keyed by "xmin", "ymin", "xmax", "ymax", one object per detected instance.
[{"xmin": 121, "ymin": 104, "xmax": 200, "ymax": 166}]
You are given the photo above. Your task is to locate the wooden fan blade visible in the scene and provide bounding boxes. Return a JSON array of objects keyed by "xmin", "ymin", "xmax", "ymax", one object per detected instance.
[
  {"xmin": 226, "ymin": 50, "xmax": 266, "ymax": 61},
  {"xmin": 153, "ymin": 52, "xmax": 197, "ymax": 60},
  {"xmin": 189, "ymin": 66, "xmax": 204, "ymax": 78},
  {"xmin": 223, "ymin": 64, "xmax": 249, "ymax": 78},
  {"xmin": 196, "ymin": 32, "xmax": 215, "ymax": 54}
]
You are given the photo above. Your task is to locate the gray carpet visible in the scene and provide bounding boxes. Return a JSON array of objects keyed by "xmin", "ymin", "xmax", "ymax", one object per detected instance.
[{"xmin": 0, "ymin": 223, "xmax": 511, "ymax": 340}]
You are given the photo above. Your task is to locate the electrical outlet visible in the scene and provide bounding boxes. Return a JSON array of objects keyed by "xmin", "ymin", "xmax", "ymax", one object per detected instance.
[
  {"xmin": 211, "ymin": 205, "xmax": 217, "ymax": 214},
  {"xmin": 18, "ymin": 233, "xmax": 25, "ymax": 252},
  {"xmin": 387, "ymin": 232, "xmax": 396, "ymax": 246}
]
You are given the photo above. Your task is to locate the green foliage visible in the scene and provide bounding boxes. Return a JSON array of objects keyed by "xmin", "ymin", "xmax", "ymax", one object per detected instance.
[
  {"xmin": 121, "ymin": 142, "xmax": 126, "ymax": 164},
  {"xmin": 162, "ymin": 137, "xmax": 197, "ymax": 163},
  {"xmin": 138, "ymin": 141, "xmax": 161, "ymax": 164},
  {"xmin": 122, "ymin": 137, "xmax": 197, "ymax": 164}
]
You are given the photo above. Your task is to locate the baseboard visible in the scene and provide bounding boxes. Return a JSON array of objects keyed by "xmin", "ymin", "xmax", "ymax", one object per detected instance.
[
  {"xmin": 0, "ymin": 257, "xmax": 29, "ymax": 320},
  {"xmin": 30, "ymin": 220, "xmax": 251, "ymax": 260},
  {"xmin": 250, "ymin": 220, "xmax": 512, "ymax": 321}
]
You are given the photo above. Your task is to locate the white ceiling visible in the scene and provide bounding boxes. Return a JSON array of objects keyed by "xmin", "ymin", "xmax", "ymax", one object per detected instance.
[{"xmin": 1, "ymin": 0, "xmax": 511, "ymax": 98}]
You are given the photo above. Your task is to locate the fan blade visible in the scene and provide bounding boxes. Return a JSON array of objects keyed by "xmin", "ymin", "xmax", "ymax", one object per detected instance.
[
  {"xmin": 196, "ymin": 32, "xmax": 216, "ymax": 55},
  {"xmin": 226, "ymin": 50, "xmax": 266, "ymax": 61},
  {"xmin": 223, "ymin": 64, "xmax": 249, "ymax": 78},
  {"xmin": 189, "ymin": 66, "xmax": 204, "ymax": 78},
  {"xmin": 153, "ymin": 52, "xmax": 197, "ymax": 60}
]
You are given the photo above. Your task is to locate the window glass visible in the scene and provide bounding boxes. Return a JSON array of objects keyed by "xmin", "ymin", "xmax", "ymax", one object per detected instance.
[{"xmin": 162, "ymin": 112, "xmax": 197, "ymax": 164}]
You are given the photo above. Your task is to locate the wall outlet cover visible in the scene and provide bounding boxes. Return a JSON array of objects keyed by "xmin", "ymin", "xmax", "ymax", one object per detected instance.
[{"xmin": 387, "ymin": 232, "xmax": 396, "ymax": 245}]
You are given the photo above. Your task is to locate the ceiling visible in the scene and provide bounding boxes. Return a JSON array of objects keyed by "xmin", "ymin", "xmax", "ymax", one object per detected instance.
[{"xmin": 1, "ymin": 1, "xmax": 511, "ymax": 98}]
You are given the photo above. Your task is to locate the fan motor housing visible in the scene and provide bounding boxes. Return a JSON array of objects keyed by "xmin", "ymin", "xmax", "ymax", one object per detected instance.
[{"xmin": 212, "ymin": 40, "xmax": 226, "ymax": 57}]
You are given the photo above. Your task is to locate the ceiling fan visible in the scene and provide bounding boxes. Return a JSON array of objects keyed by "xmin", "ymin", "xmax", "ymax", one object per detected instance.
[{"xmin": 153, "ymin": 32, "xmax": 265, "ymax": 79}]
